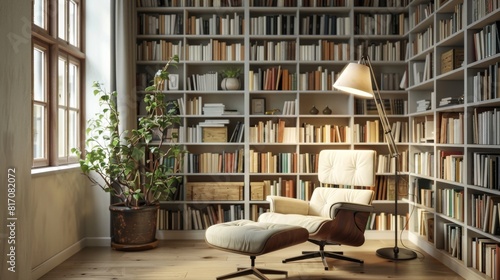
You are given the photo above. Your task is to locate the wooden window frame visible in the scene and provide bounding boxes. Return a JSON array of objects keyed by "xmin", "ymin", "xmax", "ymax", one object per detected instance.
[{"xmin": 32, "ymin": 0, "xmax": 85, "ymax": 168}]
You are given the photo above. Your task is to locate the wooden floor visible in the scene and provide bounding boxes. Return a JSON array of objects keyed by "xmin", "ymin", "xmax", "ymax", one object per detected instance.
[{"xmin": 39, "ymin": 239, "xmax": 465, "ymax": 280}]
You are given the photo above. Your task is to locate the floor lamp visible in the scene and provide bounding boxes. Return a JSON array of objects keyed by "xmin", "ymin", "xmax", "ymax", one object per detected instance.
[{"xmin": 333, "ymin": 56, "xmax": 417, "ymax": 260}]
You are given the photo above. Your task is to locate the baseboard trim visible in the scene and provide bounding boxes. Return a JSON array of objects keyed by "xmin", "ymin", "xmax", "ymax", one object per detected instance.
[
  {"xmin": 31, "ymin": 239, "xmax": 86, "ymax": 280},
  {"xmin": 31, "ymin": 237, "xmax": 111, "ymax": 279}
]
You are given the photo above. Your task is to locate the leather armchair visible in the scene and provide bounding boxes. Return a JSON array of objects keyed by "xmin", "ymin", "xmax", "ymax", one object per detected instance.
[{"xmin": 258, "ymin": 149, "xmax": 376, "ymax": 270}]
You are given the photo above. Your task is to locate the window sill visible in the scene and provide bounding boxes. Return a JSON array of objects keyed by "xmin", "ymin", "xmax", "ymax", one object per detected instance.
[{"xmin": 31, "ymin": 164, "xmax": 81, "ymax": 177}]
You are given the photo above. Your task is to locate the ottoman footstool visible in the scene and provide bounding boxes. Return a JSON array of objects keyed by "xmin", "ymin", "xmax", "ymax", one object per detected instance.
[{"xmin": 205, "ymin": 219, "xmax": 309, "ymax": 280}]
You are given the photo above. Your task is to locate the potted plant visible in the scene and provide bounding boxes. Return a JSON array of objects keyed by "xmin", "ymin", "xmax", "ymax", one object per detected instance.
[
  {"xmin": 72, "ymin": 55, "xmax": 184, "ymax": 251},
  {"xmin": 221, "ymin": 67, "xmax": 241, "ymax": 90}
]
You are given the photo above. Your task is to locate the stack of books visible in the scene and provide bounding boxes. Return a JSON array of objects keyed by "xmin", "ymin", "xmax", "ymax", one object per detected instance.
[
  {"xmin": 439, "ymin": 96, "xmax": 463, "ymax": 107},
  {"xmin": 203, "ymin": 103, "xmax": 225, "ymax": 116},
  {"xmin": 416, "ymin": 99, "xmax": 431, "ymax": 112}
]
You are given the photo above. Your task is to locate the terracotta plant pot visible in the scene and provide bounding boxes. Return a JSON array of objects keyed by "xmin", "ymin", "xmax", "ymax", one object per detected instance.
[{"xmin": 109, "ymin": 203, "xmax": 159, "ymax": 251}]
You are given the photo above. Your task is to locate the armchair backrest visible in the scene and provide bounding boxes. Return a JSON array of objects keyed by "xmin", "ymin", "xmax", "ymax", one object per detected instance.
[{"xmin": 309, "ymin": 150, "xmax": 376, "ymax": 217}]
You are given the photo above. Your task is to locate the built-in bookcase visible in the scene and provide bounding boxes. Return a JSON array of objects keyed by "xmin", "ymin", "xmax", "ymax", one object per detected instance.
[
  {"xmin": 134, "ymin": 0, "xmax": 412, "ymax": 242},
  {"xmin": 406, "ymin": 0, "xmax": 500, "ymax": 279}
]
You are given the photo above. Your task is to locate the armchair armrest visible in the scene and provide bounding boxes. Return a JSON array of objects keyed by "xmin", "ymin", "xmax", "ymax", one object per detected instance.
[
  {"xmin": 326, "ymin": 202, "xmax": 374, "ymax": 246},
  {"xmin": 330, "ymin": 202, "xmax": 373, "ymax": 218},
  {"xmin": 267, "ymin": 195, "xmax": 309, "ymax": 215}
]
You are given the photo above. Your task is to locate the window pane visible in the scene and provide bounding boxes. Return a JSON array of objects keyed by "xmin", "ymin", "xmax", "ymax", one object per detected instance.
[
  {"xmin": 68, "ymin": 110, "xmax": 78, "ymax": 153},
  {"xmin": 34, "ymin": 0, "xmax": 44, "ymax": 28},
  {"xmin": 33, "ymin": 104, "xmax": 46, "ymax": 159},
  {"xmin": 69, "ymin": 0, "xmax": 78, "ymax": 46},
  {"xmin": 69, "ymin": 62, "xmax": 78, "ymax": 108},
  {"xmin": 33, "ymin": 47, "xmax": 45, "ymax": 102},
  {"xmin": 58, "ymin": 108, "xmax": 67, "ymax": 157},
  {"xmin": 58, "ymin": 0, "xmax": 66, "ymax": 40},
  {"xmin": 58, "ymin": 57, "xmax": 67, "ymax": 105}
]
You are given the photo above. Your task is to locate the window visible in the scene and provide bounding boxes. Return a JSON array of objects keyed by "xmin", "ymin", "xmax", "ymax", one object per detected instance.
[{"xmin": 32, "ymin": 0, "xmax": 84, "ymax": 167}]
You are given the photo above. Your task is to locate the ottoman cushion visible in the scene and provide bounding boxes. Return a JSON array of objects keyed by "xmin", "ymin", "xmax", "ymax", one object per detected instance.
[{"xmin": 205, "ymin": 220, "xmax": 308, "ymax": 256}]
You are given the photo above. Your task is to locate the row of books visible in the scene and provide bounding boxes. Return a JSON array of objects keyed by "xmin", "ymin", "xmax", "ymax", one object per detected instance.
[
  {"xmin": 137, "ymin": 0, "xmax": 243, "ymax": 7},
  {"xmin": 412, "ymin": 115, "xmax": 434, "ymax": 143},
  {"xmin": 437, "ymin": 2, "xmax": 463, "ymax": 42},
  {"xmin": 186, "ymin": 149, "xmax": 244, "ymax": 173},
  {"xmin": 186, "ymin": 40, "xmax": 244, "ymax": 61},
  {"xmin": 185, "ymin": 13, "xmax": 243, "ymax": 35},
  {"xmin": 472, "ymin": 152, "xmax": 500, "ymax": 190},
  {"xmin": 471, "ymin": 237, "xmax": 500, "ymax": 279},
  {"xmin": 249, "ymin": 119, "xmax": 296, "ymax": 143},
  {"xmin": 137, "ymin": 13, "xmax": 183, "ymax": 35},
  {"xmin": 136, "ymin": 40, "xmax": 183, "ymax": 61},
  {"xmin": 472, "ymin": 20, "xmax": 500, "ymax": 62},
  {"xmin": 356, "ymin": 40, "xmax": 407, "ymax": 62},
  {"xmin": 372, "ymin": 175, "xmax": 408, "ymax": 201},
  {"xmin": 436, "ymin": 188, "xmax": 464, "ymax": 222},
  {"xmin": 437, "ymin": 150, "xmax": 463, "ymax": 183},
  {"xmin": 248, "ymin": 151, "xmax": 304, "ymax": 173},
  {"xmin": 298, "ymin": 67, "xmax": 338, "ymax": 90},
  {"xmin": 299, "ymin": 15, "xmax": 351, "ymax": 35},
  {"xmin": 355, "ymin": 13, "xmax": 408, "ymax": 36},
  {"xmin": 472, "ymin": 107, "xmax": 500, "ymax": 145},
  {"xmin": 300, "ymin": 123, "xmax": 349, "ymax": 143},
  {"xmin": 417, "ymin": 210, "xmax": 434, "ymax": 243},
  {"xmin": 366, "ymin": 212, "xmax": 409, "ymax": 231},
  {"xmin": 411, "ymin": 178, "xmax": 434, "ymax": 208},
  {"xmin": 472, "ymin": 62, "xmax": 500, "ymax": 102},
  {"xmin": 412, "ymin": 52, "xmax": 433, "ymax": 85},
  {"xmin": 438, "ymin": 112, "xmax": 463, "ymax": 144},
  {"xmin": 376, "ymin": 150, "xmax": 409, "ymax": 173},
  {"xmin": 186, "ymin": 204, "xmax": 244, "ymax": 230},
  {"xmin": 299, "ymin": 41, "xmax": 350, "ymax": 61},
  {"xmin": 410, "ymin": 26, "xmax": 434, "ymax": 58},
  {"xmin": 471, "ymin": 194, "xmax": 500, "ymax": 235},
  {"xmin": 248, "ymin": 66, "xmax": 295, "ymax": 91},
  {"xmin": 413, "ymin": 151, "xmax": 434, "ymax": 177},
  {"xmin": 355, "ymin": 99, "xmax": 407, "ymax": 115},
  {"xmin": 409, "ymin": 1, "xmax": 433, "ymax": 28},
  {"xmin": 250, "ymin": 14, "xmax": 296, "ymax": 35},
  {"xmin": 249, "ymin": 41, "xmax": 296, "ymax": 61},
  {"xmin": 443, "ymin": 223, "xmax": 462, "ymax": 260}
]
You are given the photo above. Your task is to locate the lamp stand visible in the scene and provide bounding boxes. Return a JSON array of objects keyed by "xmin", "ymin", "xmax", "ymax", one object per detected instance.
[
  {"xmin": 333, "ymin": 55, "xmax": 418, "ymax": 260},
  {"xmin": 358, "ymin": 56, "xmax": 417, "ymax": 261},
  {"xmin": 375, "ymin": 155, "xmax": 417, "ymax": 260}
]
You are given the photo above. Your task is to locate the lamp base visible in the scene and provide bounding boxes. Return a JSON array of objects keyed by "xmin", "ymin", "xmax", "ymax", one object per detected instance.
[{"xmin": 376, "ymin": 247, "xmax": 417, "ymax": 260}]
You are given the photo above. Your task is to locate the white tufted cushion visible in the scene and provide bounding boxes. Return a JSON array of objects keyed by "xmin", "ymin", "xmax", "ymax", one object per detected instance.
[
  {"xmin": 205, "ymin": 220, "xmax": 308, "ymax": 255},
  {"xmin": 317, "ymin": 150, "xmax": 375, "ymax": 187},
  {"xmin": 308, "ymin": 187, "xmax": 374, "ymax": 217}
]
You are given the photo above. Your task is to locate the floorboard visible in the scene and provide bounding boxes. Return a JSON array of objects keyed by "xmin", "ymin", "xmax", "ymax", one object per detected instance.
[{"xmin": 39, "ymin": 239, "xmax": 465, "ymax": 280}]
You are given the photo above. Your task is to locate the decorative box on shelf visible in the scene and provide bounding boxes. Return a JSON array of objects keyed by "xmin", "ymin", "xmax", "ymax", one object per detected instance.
[
  {"xmin": 441, "ymin": 48, "xmax": 464, "ymax": 74},
  {"xmin": 185, "ymin": 182, "xmax": 243, "ymax": 201},
  {"xmin": 202, "ymin": 127, "xmax": 227, "ymax": 143}
]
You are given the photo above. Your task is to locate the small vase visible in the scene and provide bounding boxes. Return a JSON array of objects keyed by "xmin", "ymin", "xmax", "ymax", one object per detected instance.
[
  {"xmin": 323, "ymin": 106, "xmax": 332, "ymax": 115},
  {"xmin": 309, "ymin": 106, "xmax": 319, "ymax": 115},
  {"xmin": 221, "ymin": 77, "xmax": 240, "ymax": 90}
]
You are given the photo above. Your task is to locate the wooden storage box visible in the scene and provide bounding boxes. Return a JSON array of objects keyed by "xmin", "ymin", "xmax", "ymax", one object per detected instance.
[
  {"xmin": 441, "ymin": 49, "xmax": 464, "ymax": 74},
  {"xmin": 250, "ymin": 182, "xmax": 265, "ymax": 200},
  {"xmin": 202, "ymin": 127, "xmax": 227, "ymax": 142},
  {"xmin": 186, "ymin": 182, "xmax": 243, "ymax": 200}
]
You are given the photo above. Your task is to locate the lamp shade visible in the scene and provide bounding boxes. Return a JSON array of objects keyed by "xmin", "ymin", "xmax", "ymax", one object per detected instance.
[{"xmin": 333, "ymin": 62, "xmax": 374, "ymax": 98}]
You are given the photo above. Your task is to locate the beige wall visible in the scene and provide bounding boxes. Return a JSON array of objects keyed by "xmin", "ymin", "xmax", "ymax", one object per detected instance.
[
  {"xmin": 0, "ymin": 1, "xmax": 34, "ymax": 279},
  {"xmin": 30, "ymin": 170, "xmax": 87, "ymax": 276}
]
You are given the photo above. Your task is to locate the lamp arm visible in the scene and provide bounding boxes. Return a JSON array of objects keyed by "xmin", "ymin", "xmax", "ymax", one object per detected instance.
[{"xmin": 363, "ymin": 56, "xmax": 399, "ymax": 159}]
